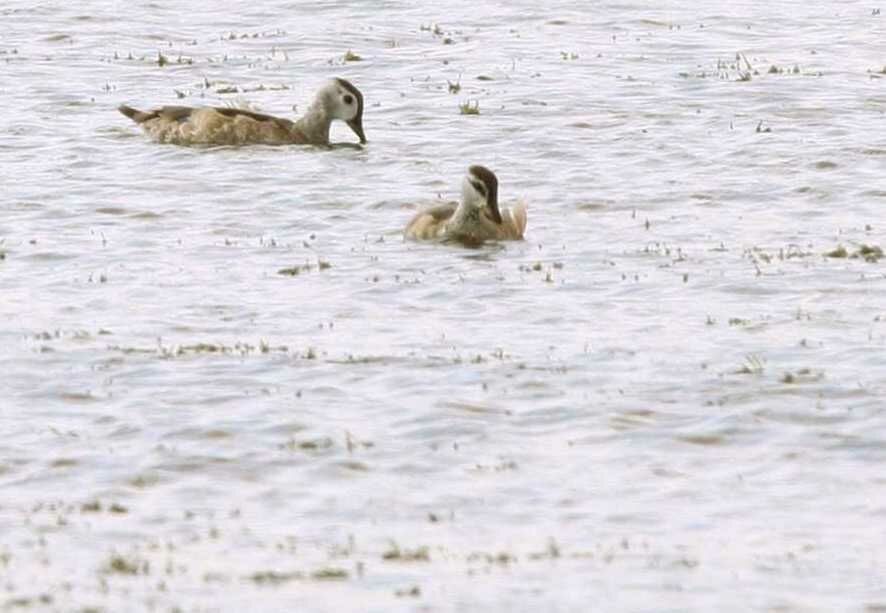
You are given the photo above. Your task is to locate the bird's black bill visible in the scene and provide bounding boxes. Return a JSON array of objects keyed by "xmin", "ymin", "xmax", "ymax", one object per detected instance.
[
  {"xmin": 488, "ymin": 200, "xmax": 503, "ymax": 224},
  {"xmin": 347, "ymin": 118, "xmax": 366, "ymax": 144}
]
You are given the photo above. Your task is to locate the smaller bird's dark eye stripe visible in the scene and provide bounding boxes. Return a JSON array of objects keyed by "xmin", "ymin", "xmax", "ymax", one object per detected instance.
[{"xmin": 471, "ymin": 180, "xmax": 486, "ymax": 195}]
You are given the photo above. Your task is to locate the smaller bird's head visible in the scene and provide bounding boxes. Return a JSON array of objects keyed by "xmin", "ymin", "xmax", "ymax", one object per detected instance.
[{"xmin": 461, "ymin": 164, "xmax": 502, "ymax": 224}]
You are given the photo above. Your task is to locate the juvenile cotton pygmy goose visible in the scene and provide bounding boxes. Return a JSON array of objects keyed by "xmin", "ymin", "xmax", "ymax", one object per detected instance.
[
  {"xmin": 405, "ymin": 165, "xmax": 527, "ymax": 245},
  {"xmin": 118, "ymin": 78, "xmax": 366, "ymax": 146}
]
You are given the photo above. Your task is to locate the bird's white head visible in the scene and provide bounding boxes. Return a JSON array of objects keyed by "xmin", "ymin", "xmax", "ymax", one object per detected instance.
[{"xmin": 318, "ymin": 77, "xmax": 366, "ymax": 143}]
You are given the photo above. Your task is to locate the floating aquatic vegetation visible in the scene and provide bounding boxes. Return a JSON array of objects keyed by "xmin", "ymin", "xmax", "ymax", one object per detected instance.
[
  {"xmin": 473, "ymin": 459, "xmax": 518, "ymax": 472},
  {"xmin": 107, "ymin": 340, "xmax": 289, "ymax": 358},
  {"xmin": 459, "ymin": 100, "xmax": 480, "ymax": 115},
  {"xmin": 420, "ymin": 23, "xmax": 444, "ymax": 36},
  {"xmin": 224, "ymin": 29, "xmax": 287, "ymax": 40},
  {"xmin": 395, "ymin": 586, "xmax": 421, "ymax": 598},
  {"xmin": 278, "ymin": 259, "xmax": 331, "ymax": 276},
  {"xmin": 857, "ymin": 244, "xmax": 883, "ymax": 261},
  {"xmin": 279, "ymin": 264, "xmax": 308, "ymax": 276},
  {"xmin": 81, "ymin": 501, "xmax": 128, "ymax": 514},
  {"xmin": 249, "ymin": 570, "xmax": 302, "ymax": 584},
  {"xmin": 382, "ymin": 542, "xmax": 430, "ymax": 562},
  {"xmin": 735, "ymin": 354, "xmax": 765, "ymax": 375},
  {"xmin": 102, "ymin": 553, "xmax": 148, "ymax": 576},
  {"xmin": 528, "ymin": 538, "xmax": 561, "ymax": 560},
  {"xmin": 825, "ymin": 244, "xmax": 882, "ymax": 262},
  {"xmin": 781, "ymin": 368, "xmax": 824, "ymax": 384},
  {"xmin": 281, "ymin": 436, "xmax": 334, "ymax": 452},
  {"xmin": 680, "ymin": 53, "xmax": 815, "ymax": 81},
  {"xmin": 311, "ymin": 568, "xmax": 348, "ymax": 580},
  {"xmin": 467, "ymin": 551, "xmax": 515, "ymax": 565},
  {"xmin": 343, "ymin": 49, "xmax": 362, "ymax": 62}
]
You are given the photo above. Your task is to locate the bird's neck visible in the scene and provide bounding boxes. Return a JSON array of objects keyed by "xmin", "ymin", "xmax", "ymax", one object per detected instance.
[
  {"xmin": 294, "ymin": 102, "xmax": 332, "ymax": 144},
  {"xmin": 447, "ymin": 201, "xmax": 482, "ymax": 232}
]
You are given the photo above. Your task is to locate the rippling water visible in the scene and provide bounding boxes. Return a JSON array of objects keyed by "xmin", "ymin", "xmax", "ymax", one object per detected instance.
[{"xmin": 2, "ymin": 1, "xmax": 886, "ymax": 611}]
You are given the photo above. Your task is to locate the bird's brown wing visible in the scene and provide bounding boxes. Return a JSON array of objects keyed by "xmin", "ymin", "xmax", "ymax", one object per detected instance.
[{"xmin": 404, "ymin": 203, "xmax": 457, "ymax": 239}]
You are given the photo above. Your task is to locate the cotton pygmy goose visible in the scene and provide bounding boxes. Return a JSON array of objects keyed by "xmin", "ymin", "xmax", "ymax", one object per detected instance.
[
  {"xmin": 118, "ymin": 78, "xmax": 365, "ymax": 146},
  {"xmin": 405, "ymin": 165, "xmax": 527, "ymax": 245}
]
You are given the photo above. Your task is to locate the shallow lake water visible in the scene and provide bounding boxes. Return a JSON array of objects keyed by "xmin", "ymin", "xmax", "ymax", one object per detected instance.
[{"xmin": 2, "ymin": 1, "xmax": 886, "ymax": 611}]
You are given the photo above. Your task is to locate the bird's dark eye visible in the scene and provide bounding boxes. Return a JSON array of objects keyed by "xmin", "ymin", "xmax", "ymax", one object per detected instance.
[
  {"xmin": 343, "ymin": 94, "xmax": 354, "ymax": 105},
  {"xmin": 471, "ymin": 180, "xmax": 486, "ymax": 196}
]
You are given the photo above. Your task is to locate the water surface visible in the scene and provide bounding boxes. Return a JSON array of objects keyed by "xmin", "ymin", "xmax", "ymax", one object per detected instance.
[{"xmin": 2, "ymin": 1, "xmax": 886, "ymax": 611}]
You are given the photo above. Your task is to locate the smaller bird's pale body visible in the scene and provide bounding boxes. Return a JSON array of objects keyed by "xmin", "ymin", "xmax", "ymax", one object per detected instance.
[
  {"xmin": 405, "ymin": 165, "xmax": 527, "ymax": 245},
  {"xmin": 118, "ymin": 78, "xmax": 365, "ymax": 146}
]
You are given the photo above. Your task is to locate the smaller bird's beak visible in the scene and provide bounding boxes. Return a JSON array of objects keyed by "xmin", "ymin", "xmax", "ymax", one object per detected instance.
[
  {"xmin": 488, "ymin": 198, "xmax": 503, "ymax": 224},
  {"xmin": 347, "ymin": 118, "xmax": 366, "ymax": 144}
]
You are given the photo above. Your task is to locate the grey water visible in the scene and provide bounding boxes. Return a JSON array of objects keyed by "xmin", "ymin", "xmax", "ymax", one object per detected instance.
[{"xmin": 2, "ymin": 1, "xmax": 886, "ymax": 611}]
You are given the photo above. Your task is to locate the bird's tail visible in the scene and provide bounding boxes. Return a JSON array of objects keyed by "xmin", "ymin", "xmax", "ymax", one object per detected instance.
[{"xmin": 118, "ymin": 104, "xmax": 152, "ymax": 123}]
